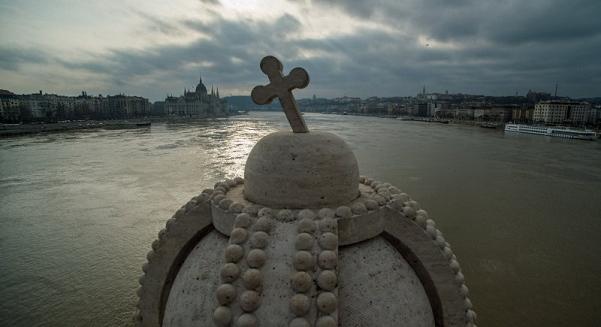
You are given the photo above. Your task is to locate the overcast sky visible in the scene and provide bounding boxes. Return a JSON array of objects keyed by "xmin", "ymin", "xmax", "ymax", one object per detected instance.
[{"xmin": 1, "ymin": 0, "xmax": 600, "ymax": 101}]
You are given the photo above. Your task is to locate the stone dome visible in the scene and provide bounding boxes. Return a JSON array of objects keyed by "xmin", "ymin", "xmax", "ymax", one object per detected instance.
[{"xmin": 243, "ymin": 131, "xmax": 359, "ymax": 208}]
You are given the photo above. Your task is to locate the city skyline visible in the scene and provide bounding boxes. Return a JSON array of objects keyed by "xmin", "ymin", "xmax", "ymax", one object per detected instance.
[
  {"xmin": 1, "ymin": 84, "xmax": 597, "ymax": 103},
  {"xmin": 1, "ymin": 0, "xmax": 601, "ymax": 101}
]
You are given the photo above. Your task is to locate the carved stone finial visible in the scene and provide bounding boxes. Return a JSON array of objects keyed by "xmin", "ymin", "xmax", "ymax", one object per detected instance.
[{"xmin": 251, "ymin": 56, "xmax": 309, "ymax": 133}]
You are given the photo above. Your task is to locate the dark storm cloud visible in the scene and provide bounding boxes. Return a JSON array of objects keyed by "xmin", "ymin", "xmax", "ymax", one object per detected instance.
[
  {"xmin": 315, "ymin": 0, "xmax": 601, "ymax": 44},
  {"xmin": 48, "ymin": 13, "xmax": 314, "ymax": 97},
  {"xmin": 0, "ymin": 46, "xmax": 48, "ymax": 70},
  {"xmin": 307, "ymin": 0, "xmax": 601, "ymax": 96},
  {"xmin": 1, "ymin": 0, "xmax": 600, "ymax": 99}
]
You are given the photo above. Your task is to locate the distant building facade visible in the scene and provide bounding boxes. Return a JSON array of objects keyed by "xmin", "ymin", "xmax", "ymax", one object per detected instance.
[
  {"xmin": 474, "ymin": 107, "xmax": 514, "ymax": 122},
  {"xmin": 591, "ymin": 105, "xmax": 601, "ymax": 125},
  {"xmin": 0, "ymin": 89, "xmax": 21, "ymax": 122},
  {"xmin": 107, "ymin": 95, "xmax": 149, "ymax": 118},
  {"xmin": 165, "ymin": 74, "xmax": 227, "ymax": 117},
  {"xmin": 0, "ymin": 89, "xmax": 150, "ymax": 123},
  {"xmin": 533, "ymin": 100, "xmax": 591, "ymax": 125},
  {"xmin": 511, "ymin": 106, "xmax": 534, "ymax": 123}
]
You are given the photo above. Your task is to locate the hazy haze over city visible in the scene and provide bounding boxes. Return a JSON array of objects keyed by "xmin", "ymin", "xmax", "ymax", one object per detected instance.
[{"xmin": 1, "ymin": 0, "xmax": 600, "ymax": 101}]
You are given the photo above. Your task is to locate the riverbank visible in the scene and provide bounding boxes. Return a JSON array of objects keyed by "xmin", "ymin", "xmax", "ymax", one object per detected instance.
[
  {"xmin": 0, "ymin": 114, "xmax": 242, "ymax": 138},
  {"xmin": 0, "ymin": 120, "xmax": 154, "ymax": 138},
  {"xmin": 318, "ymin": 111, "xmax": 500, "ymax": 129},
  {"xmin": 317, "ymin": 111, "xmax": 601, "ymax": 133}
]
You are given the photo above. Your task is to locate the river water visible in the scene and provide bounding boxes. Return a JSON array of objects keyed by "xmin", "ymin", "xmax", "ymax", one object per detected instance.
[{"xmin": 1, "ymin": 112, "xmax": 600, "ymax": 326}]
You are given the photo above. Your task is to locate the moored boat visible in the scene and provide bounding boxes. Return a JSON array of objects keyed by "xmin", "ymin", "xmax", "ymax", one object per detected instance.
[{"xmin": 504, "ymin": 123, "xmax": 596, "ymax": 140}]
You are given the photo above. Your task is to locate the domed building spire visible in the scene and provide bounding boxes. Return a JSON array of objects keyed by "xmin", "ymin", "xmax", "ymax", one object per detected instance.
[{"xmin": 195, "ymin": 71, "xmax": 207, "ymax": 95}]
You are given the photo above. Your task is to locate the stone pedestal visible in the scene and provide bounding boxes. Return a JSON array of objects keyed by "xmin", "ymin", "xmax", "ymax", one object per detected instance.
[{"xmin": 135, "ymin": 130, "xmax": 476, "ymax": 327}]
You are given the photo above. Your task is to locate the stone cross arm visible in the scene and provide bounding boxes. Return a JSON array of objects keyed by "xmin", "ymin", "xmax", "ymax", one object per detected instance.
[{"xmin": 251, "ymin": 56, "xmax": 310, "ymax": 133}]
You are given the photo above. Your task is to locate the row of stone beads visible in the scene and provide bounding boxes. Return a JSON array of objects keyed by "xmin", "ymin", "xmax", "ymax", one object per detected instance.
[
  {"xmin": 210, "ymin": 177, "xmax": 246, "ymax": 214},
  {"xmin": 371, "ymin": 180, "xmax": 393, "ymax": 205},
  {"xmin": 338, "ymin": 201, "xmax": 375, "ymax": 220},
  {"xmin": 390, "ymin": 188, "xmax": 420, "ymax": 220},
  {"xmin": 246, "ymin": 208, "xmax": 273, "ymax": 325},
  {"xmin": 213, "ymin": 207, "xmax": 272, "ymax": 327},
  {"xmin": 314, "ymin": 209, "xmax": 340, "ymax": 327},
  {"xmin": 289, "ymin": 209, "xmax": 318, "ymax": 327},
  {"xmin": 351, "ymin": 175, "xmax": 413, "ymax": 215},
  {"xmin": 414, "ymin": 210, "xmax": 477, "ymax": 327},
  {"xmin": 358, "ymin": 176, "xmax": 398, "ymax": 211},
  {"xmin": 241, "ymin": 208, "xmax": 272, "ymax": 327},
  {"xmin": 135, "ymin": 192, "xmax": 210, "ymax": 323}
]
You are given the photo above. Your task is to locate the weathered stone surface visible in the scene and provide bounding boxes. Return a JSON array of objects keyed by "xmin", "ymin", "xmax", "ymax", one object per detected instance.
[
  {"xmin": 339, "ymin": 236, "xmax": 434, "ymax": 327},
  {"xmin": 162, "ymin": 231, "xmax": 227, "ymax": 327},
  {"xmin": 244, "ymin": 131, "xmax": 360, "ymax": 208},
  {"xmin": 383, "ymin": 216, "xmax": 467, "ymax": 327},
  {"xmin": 162, "ymin": 231, "xmax": 435, "ymax": 326},
  {"xmin": 137, "ymin": 199, "xmax": 213, "ymax": 327},
  {"xmin": 337, "ymin": 205, "xmax": 390, "ymax": 246}
]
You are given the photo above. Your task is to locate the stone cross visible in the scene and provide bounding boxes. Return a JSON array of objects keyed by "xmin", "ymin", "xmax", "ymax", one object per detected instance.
[{"xmin": 251, "ymin": 56, "xmax": 310, "ymax": 133}]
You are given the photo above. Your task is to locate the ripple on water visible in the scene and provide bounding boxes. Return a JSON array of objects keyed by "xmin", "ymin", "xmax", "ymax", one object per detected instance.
[{"xmin": 156, "ymin": 143, "xmax": 178, "ymax": 150}]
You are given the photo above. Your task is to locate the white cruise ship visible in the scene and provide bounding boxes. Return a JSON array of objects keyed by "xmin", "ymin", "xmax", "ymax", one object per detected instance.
[{"xmin": 504, "ymin": 123, "xmax": 597, "ymax": 140}]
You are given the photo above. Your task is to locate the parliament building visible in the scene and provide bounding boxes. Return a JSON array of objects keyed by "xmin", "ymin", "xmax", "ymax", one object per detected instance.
[{"xmin": 165, "ymin": 74, "xmax": 228, "ymax": 117}]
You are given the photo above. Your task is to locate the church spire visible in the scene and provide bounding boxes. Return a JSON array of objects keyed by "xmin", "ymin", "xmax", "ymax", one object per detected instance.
[
  {"xmin": 195, "ymin": 71, "xmax": 208, "ymax": 95},
  {"xmin": 216, "ymin": 87, "xmax": 219, "ymax": 98}
]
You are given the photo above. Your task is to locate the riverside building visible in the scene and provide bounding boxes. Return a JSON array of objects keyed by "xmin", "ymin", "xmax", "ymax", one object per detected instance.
[
  {"xmin": 533, "ymin": 100, "xmax": 591, "ymax": 125},
  {"xmin": 0, "ymin": 89, "xmax": 150, "ymax": 122}
]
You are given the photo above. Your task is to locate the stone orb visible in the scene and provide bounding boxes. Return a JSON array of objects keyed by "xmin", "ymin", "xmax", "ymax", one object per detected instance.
[{"xmin": 244, "ymin": 131, "xmax": 359, "ymax": 208}]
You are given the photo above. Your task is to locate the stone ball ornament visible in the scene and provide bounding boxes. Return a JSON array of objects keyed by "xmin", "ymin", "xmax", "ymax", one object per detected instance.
[{"xmin": 135, "ymin": 56, "xmax": 476, "ymax": 327}]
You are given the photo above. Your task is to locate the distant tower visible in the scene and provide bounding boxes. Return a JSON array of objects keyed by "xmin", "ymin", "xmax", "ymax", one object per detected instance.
[
  {"xmin": 196, "ymin": 72, "xmax": 208, "ymax": 95},
  {"xmin": 216, "ymin": 87, "xmax": 220, "ymax": 98},
  {"xmin": 422, "ymin": 85, "xmax": 426, "ymax": 95},
  {"xmin": 554, "ymin": 82, "xmax": 558, "ymax": 97}
]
